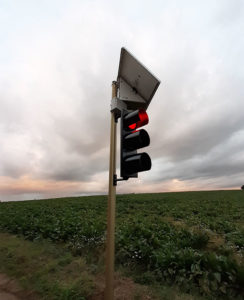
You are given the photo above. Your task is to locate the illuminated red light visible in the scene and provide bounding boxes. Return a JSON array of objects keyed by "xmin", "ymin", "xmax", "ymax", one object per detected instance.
[
  {"xmin": 128, "ymin": 109, "xmax": 149, "ymax": 129},
  {"xmin": 128, "ymin": 123, "xmax": 136, "ymax": 130}
]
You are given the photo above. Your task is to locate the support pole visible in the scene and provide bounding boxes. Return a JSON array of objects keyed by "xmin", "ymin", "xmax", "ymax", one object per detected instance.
[{"xmin": 105, "ymin": 81, "xmax": 117, "ymax": 300}]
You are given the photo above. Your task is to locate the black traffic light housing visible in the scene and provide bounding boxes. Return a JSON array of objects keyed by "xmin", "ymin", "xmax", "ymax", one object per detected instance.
[{"xmin": 120, "ymin": 109, "xmax": 151, "ymax": 180}]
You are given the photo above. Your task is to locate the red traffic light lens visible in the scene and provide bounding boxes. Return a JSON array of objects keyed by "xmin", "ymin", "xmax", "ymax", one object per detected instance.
[{"xmin": 128, "ymin": 109, "xmax": 149, "ymax": 130}]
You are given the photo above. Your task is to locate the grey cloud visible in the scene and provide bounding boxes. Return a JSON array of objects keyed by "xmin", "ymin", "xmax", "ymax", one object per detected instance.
[
  {"xmin": 1, "ymin": 0, "xmax": 244, "ymax": 200},
  {"xmin": 39, "ymin": 151, "xmax": 109, "ymax": 182}
]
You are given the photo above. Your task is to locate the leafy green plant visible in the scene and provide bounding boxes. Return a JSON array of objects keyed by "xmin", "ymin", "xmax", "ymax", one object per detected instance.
[{"xmin": 1, "ymin": 190, "xmax": 244, "ymax": 298}]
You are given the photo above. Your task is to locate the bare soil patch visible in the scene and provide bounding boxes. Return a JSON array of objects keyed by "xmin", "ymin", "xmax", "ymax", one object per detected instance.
[
  {"xmin": 90, "ymin": 273, "xmax": 153, "ymax": 300},
  {"xmin": 0, "ymin": 273, "xmax": 37, "ymax": 300}
]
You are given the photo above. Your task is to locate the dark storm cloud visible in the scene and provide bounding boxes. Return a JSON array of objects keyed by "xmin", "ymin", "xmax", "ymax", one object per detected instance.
[
  {"xmin": 149, "ymin": 128, "xmax": 244, "ymax": 186},
  {"xmin": 153, "ymin": 109, "xmax": 244, "ymax": 161}
]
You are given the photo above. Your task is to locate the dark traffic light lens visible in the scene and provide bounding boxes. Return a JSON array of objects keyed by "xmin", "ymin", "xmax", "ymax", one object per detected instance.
[
  {"xmin": 124, "ymin": 129, "xmax": 150, "ymax": 151},
  {"xmin": 124, "ymin": 152, "xmax": 151, "ymax": 174}
]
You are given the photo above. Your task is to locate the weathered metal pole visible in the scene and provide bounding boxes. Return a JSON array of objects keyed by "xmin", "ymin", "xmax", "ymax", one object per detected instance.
[{"xmin": 105, "ymin": 81, "xmax": 118, "ymax": 300}]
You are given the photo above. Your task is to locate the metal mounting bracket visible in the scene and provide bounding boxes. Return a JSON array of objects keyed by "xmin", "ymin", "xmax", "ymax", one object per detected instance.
[{"xmin": 113, "ymin": 174, "xmax": 128, "ymax": 186}]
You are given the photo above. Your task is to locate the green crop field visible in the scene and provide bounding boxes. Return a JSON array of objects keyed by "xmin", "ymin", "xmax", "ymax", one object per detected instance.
[{"xmin": 0, "ymin": 190, "xmax": 244, "ymax": 299}]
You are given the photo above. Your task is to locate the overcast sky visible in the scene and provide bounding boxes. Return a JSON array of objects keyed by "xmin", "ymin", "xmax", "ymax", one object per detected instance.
[{"xmin": 1, "ymin": 0, "xmax": 244, "ymax": 201}]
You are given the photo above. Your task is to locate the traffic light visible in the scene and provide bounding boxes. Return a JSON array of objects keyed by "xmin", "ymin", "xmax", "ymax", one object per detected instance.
[{"xmin": 120, "ymin": 109, "xmax": 151, "ymax": 179}]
